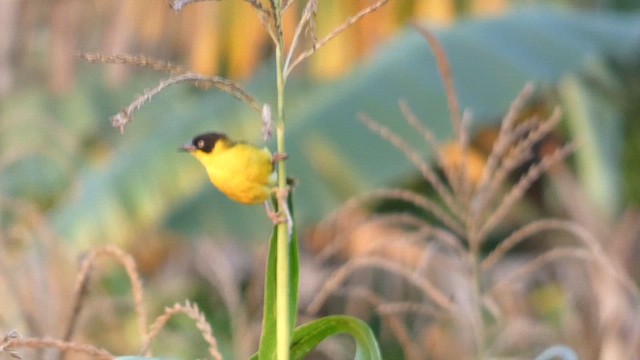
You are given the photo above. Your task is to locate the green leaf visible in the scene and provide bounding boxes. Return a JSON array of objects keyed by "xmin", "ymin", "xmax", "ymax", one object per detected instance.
[
  {"xmin": 256, "ymin": 194, "xmax": 299, "ymax": 360},
  {"xmin": 289, "ymin": 315, "xmax": 382, "ymax": 360},
  {"xmin": 287, "ymin": 193, "xmax": 300, "ymax": 336},
  {"xmin": 559, "ymin": 58, "xmax": 625, "ymax": 215},
  {"xmin": 256, "ymin": 226, "xmax": 278, "ymax": 360}
]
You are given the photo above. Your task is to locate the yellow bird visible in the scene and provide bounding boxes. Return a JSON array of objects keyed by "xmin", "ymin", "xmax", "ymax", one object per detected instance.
[{"xmin": 180, "ymin": 132, "xmax": 276, "ymax": 205}]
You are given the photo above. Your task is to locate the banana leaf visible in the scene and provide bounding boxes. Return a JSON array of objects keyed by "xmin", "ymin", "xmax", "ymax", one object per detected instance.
[{"xmin": 36, "ymin": 9, "xmax": 640, "ymax": 246}]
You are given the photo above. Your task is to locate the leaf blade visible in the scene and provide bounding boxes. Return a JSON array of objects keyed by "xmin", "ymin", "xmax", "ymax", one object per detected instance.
[{"xmin": 290, "ymin": 315, "xmax": 381, "ymax": 360}]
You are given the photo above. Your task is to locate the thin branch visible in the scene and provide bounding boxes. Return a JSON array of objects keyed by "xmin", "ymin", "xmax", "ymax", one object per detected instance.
[
  {"xmin": 110, "ymin": 73, "xmax": 260, "ymax": 133},
  {"xmin": 497, "ymin": 109, "xmax": 562, "ymax": 177},
  {"xmin": 141, "ymin": 301, "xmax": 222, "ymax": 360},
  {"xmin": 398, "ymin": 100, "xmax": 443, "ymax": 169},
  {"xmin": 78, "ymin": 53, "xmax": 185, "ymax": 75},
  {"xmin": 476, "ymin": 83, "xmax": 536, "ymax": 190},
  {"xmin": 358, "ymin": 113, "xmax": 464, "ymax": 220},
  {"xmin": 318, "ymin": 212, "xmax": 465, "ymax": 264},
  {"xmin": 61, "ymin": 260, "xmax": 90, "ymax": 344},
  {"xmin": 6, "ymin": 337, "xmax": 113, "ymax": 360},
  {"xmin": 365, "ymin": 212, "xmax": 466, "ymax": 254},
  {"xmin": 450, "ymin": 111, "xmax": 474, "ymax": 203},
  {"xmin": 482, "ymin": 219, "xmax": 596, "ymax": 271},
  {"xmin": 306, "ymin": 256, "xmax": 455, "ymax": 315},
  {"xmin": 482, "ymin": 219, "xmax": 638, "ymax": 297},
  {"xmin": 413, "ymin": 23, "xmax": 461, "ymax": 137},
  {"xmin": 471, "ymin": 109, "xmax": 562, "ymax": 223},
  {"xmin": 487, "ymin": 247, "xmax": 592, "ymax": 293},
  {"xmin": 285, "ymin": 0, "xmax": 389, "ymax": 77},
  {"xmin": 283, "ymin": 0, "xmax": 318, "ymax": 75},
  {"xmin": 470, "ymin": 84, "xmax": 538, "ymax": 218},
  {"xmin": 365, "ymin": 188, "xmax": 465, "ymax": 237},
  {"xmin": 282, "ymin": 0, "xmax": 296, "ymax": 12},
  {"xmin": 0, "ymin": 331, "xmax": 21, "ymax": 359},
  {"xmin": 478, "ymin": 143, "xmax": 575, "ymax": 240},
  {"xmin": 246, "ymin": 0, "xmax": 277, "ymax": 43},
  {"xmin": 400, "ymin": 100, "xmax": 474, "ymax": 214},
  {"xmin": 62, "ymin": 246, "xmax": 147, "ymax": 346},
  {"xmin": 194, "ymin": 243, "xmax": 253, "ymax": 358}
]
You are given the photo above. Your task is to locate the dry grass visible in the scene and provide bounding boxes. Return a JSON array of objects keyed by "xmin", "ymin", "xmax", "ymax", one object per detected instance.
[
  {"xmin": 4, "ymin": 334, "xmax": 113, "ymax": 360},
  {"xmin": 284, "ymin": 0, "xmax": 390, "ymax": 77},
  {"xmin": 142, "ymin": 301, "xmax": 222, "ymax": 360},
  {"xmin": 78, "ymin": 52, "xmax": 261, "ymax": 134},
  {"xmin": 107, "ymin": 71, "xmax": 261, "ymax": 133},
  {"xmin": 63, "ymin": 246, "xmax": 148, "ymax": 344},
  {"xmin": 0, "ymin": 240, "xmax": 224, "ymax": 360},
  {"xmin": 304, "ymin": 24, "xmax": 640, "ymax": 360}
]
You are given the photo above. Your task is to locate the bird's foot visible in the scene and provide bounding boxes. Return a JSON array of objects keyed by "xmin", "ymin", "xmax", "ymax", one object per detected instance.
[
  {"xmin": 264, "ymin": 188, "xmax": 293, "ymax": 235},
  {"xmin": 272, "ymin": 152, "xmax": 288, "ymax": 165},
  {"xmin": 263, "ymin": 200, "xmax": 287, "ymax": 225}
]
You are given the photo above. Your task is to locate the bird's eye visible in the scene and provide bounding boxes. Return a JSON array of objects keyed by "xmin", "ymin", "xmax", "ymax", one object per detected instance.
[{"xmin": 197, "ymin": 139, "xmax": 205, "ymax": 148}]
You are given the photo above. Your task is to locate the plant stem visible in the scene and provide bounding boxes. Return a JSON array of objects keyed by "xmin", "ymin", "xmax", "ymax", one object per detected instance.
[
  {"xmin": 274, "ymin": 1, "xmax": 290, "ymax": 359},
  {"xmin": 469, "ymin": 238, "xmax": 485, "ymax": 360}
]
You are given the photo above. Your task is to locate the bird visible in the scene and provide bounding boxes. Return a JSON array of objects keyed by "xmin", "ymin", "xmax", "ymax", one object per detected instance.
[
  {"xmin": 180, "ymin": 132, "xmax": 290, "ymax": 225},
  {"xmin": 180, "ymin": 132, "xmax": 275, "ymax": 204}
]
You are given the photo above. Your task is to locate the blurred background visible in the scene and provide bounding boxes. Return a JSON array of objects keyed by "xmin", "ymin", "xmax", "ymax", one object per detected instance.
[{"xmin": 1, "ymin": 0, "xmax": 640, "ymax": 359}]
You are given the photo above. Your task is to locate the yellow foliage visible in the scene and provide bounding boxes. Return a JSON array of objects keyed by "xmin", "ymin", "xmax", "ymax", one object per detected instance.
[
  {"xmin": 185, "ymin": 3, "xmax": 221, "ymax": 76},
  {"xmin": 54, "ymin": 0, "xmax": 511, "ymax": 80},
  {"xmin": 355, "ymin": 0, "xmax": 402, "ymax": 57},
  {"xmin": 133, "ymin": 0, "xmax": 167, "ymax": 45},
  {"xmin": 414, "ymin": 0, "xmax": 457, "ymax": 25},
  {"xmin": 225, "ymin": 1, "xmax": 269, "ymax": 79},
  {"xmin": 310, "ymin": 0, "xmax": 358, "ymax": 79}
]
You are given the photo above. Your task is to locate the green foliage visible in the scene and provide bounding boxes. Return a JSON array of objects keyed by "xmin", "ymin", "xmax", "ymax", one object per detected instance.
[
  {"xmin": 253, "ymin": 315, "xmax": 382, "ymax": 360},
  {"xmin": 624, "ymin": 114, "xmax": 640, "ymax": 206},
  {"xmin": 257, "ymin": 197, "xmax": 299, "ymax": 360},
  {"xmin": 289, "ymin": 315, "xmax": 382, "ymax": 360},
  {"xmin": 559, "ymin": 62, "xmax": 624, "ymax": 215}
]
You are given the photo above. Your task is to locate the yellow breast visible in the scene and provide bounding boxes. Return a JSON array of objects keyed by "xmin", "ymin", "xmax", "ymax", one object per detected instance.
[{"xmin": 195, "ymin": 140, "xmax": 274, "ymax": 204}]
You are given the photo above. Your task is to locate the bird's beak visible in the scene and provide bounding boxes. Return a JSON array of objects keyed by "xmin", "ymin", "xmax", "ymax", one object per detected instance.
[{"xmin": 179, "ymin": 143, "xmax": 196, "ymax": 152}]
